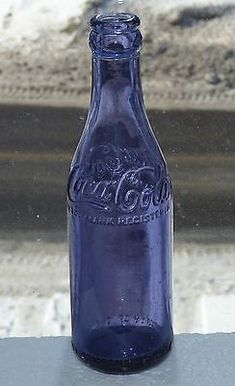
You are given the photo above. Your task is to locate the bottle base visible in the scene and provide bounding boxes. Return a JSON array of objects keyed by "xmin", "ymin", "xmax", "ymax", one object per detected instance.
[{"xmin": 72, "ymin": 339, "xmax": 173, "ymax": 375}]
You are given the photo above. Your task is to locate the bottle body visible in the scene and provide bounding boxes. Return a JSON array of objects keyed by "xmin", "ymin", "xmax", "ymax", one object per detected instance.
[{"xmin": 68, "ymin": 13, "xmax": 173, "ymax": 374}]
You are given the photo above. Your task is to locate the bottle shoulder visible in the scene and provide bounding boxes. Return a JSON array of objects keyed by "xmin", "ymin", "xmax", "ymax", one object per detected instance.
[{"xmin": 73, "ymin": 110, "xmax": 167, "ymax": 165}]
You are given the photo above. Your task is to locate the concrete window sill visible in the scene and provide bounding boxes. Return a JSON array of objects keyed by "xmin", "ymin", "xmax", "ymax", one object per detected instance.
[{"xmin": 1, "ymin": 334, "xmax": 235, "ymax": 385}]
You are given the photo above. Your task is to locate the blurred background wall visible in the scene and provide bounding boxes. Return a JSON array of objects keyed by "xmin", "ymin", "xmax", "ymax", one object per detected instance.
[{"xmin": 0, "ymin": 0, "xmax": 235, "ymax": 109}]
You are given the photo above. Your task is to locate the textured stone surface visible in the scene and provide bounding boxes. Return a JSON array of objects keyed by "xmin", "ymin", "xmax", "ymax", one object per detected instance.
[
  {"xmin": 1, "ymin": 334, "xmax": 235, "ymax": 385},
  {"xmin": 0, "ymin": 0, "xmax": 234, "ymax": 109}
]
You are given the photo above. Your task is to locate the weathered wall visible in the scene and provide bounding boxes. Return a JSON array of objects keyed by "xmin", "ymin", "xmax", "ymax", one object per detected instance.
[{"xmin": 0, "ymin": 0, "xmax": 234, "ymax": 109}]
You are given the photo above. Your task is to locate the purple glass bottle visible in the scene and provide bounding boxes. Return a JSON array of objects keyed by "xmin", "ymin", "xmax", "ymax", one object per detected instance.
[{"xmin": 68, "ymin": 13, "xmax": 173, "ymax": 374}]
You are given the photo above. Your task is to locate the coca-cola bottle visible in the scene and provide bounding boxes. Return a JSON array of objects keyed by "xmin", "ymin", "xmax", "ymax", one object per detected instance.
[{"xmin": 68, "ymin": 13, "xmax": 173, "ymax": 374}]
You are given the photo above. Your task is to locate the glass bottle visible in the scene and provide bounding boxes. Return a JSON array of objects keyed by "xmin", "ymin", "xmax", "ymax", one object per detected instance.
[{"xmin": 68, "ymin": 13, "xmax": 173, "ymax": 374}]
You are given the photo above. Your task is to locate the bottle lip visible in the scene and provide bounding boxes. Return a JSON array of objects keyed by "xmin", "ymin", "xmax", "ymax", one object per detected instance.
[{"xmin": 90, "ymin": 13, "xmax": 140, "ymax": 34}]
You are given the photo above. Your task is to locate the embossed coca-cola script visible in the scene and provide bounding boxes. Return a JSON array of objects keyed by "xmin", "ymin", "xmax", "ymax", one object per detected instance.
[{"xmin": 68, "ymin": 144, "xmax": 171, "ymax": 213}]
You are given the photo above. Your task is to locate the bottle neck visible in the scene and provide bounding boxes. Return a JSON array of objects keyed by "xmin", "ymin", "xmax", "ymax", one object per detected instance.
[{"xmin": 90, "ymin": 54, "xmax": 144, "ymax": 118}]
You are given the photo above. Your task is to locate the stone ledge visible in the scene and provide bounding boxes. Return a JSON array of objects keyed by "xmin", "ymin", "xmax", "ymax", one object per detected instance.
[{"xmin": 1, "ymin": 334, "xmax": 235, "ymax": 385}]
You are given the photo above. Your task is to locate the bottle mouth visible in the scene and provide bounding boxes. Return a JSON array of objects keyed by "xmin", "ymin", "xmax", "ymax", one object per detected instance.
[
  {"xmin": 90, "ymin": 13, "xmax": 140, "ymax": 34},
  {"xmin": 89, "ymin": 13, "xmax": 142, "ymax": 59}
]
